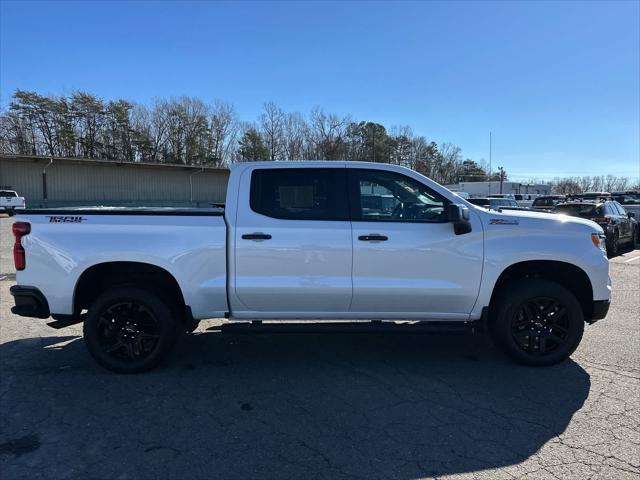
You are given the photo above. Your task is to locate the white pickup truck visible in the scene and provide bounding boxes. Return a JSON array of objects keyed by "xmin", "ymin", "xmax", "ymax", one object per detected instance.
[
  {"xmin": 10, "ymin": 162, "xmax": 611, "ymax": 373},
  {"xmin": 1, "ymin": 190, "xmax": 26, "ymax": 215}
]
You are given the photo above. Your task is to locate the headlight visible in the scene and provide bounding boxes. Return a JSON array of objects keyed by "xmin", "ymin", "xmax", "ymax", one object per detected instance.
[{"xmin": 591, "ymin": 233, "xmax": 606, "ymax": 253}]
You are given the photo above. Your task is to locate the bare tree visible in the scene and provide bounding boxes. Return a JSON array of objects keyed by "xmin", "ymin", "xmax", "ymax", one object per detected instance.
[
  {"xmin": 283, "ymin": 112, "xmax": 308, "ymax": 160},
  {"xmin": 309, "ymin": 107, "xmax": 349, "ymax": 160},
  {"xmin": 209, "ymin": 100, "xmax": 239, "ymax": 166},
  {"xmin": 259, "ymin": 101, "xmax": 286, "ymax": 161}
]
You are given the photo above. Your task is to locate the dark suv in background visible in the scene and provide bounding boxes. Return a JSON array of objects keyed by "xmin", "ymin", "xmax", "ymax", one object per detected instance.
[
  {"xmin": 531, "ymin": 195, "xmax": 566, "ymax": 211},
  {"xmin": 554, "ymin": 199, "xmax": 638, "ymax": 256}
]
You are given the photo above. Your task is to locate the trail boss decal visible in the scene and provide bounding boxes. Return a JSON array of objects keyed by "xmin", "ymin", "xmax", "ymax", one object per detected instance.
[
  {"xmin": 489, "ymin": 218, "xmax": 519, "ymax": 225},
  {"xmin": 46, "ymin": 216, "xmax": 86, "ymax": 223}
]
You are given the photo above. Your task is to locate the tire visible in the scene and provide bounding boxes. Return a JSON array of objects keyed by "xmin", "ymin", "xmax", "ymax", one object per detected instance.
[
  {"xmin": 7, "ymin": 208, "xmax": 15, "ymax": 217},
  {"xmin": 83, "ymin": 287, "xmax": 179, "ymax": 373},
  {"xmin": 490, "ymin": 279, "xmax": 585, "ymax": 366},
  {"xmin": 633, "ymin": 227, "xmax": 639, "ymax": 249},
  {"xmin": 607, "ymin": 231, "xmax": 619, "ymax": 257}
]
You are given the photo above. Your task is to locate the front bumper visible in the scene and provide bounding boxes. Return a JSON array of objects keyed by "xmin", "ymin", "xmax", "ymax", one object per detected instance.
[
  {"xmin": 588, "ymin": 299, "xmax": 610, "ymax": 324},
  {"xmin": 10, "ymin": 286, "xmax": 50, "ymax": 319}
]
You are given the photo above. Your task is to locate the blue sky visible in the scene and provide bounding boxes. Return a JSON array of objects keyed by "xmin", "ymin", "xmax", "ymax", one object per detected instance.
[{"xmin": 1, "ymin": 0, "xmax": 638, "ymax": 180}]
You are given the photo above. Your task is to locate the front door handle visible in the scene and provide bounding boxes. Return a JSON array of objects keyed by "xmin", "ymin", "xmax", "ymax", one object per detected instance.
[
  {"xmin": 242, "ymin": 233, "xmax": 272, "ymax": 240},
  {"xmin": 358, "ymin": 234, "xmax": 388, "ymax": 242}
]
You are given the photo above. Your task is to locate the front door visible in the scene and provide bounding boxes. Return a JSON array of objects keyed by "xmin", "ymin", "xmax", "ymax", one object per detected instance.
[
  {"xmin": 232, "ymin": 167, "xmax": 352, "ymax": 318},
  {"xmin": 348, "ymin": 168, "xmax": 483, "ymax": 319}
]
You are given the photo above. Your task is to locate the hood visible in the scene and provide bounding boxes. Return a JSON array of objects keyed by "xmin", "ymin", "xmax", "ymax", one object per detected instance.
[{"xmin": 471, "ymin": 206, "xmax": 604, "ymax": 234}]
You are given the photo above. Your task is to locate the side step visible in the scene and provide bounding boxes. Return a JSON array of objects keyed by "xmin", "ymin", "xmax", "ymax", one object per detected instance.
[{"xmin": 210, "ymin": 321, "xmax": 479, "ymax": 334}]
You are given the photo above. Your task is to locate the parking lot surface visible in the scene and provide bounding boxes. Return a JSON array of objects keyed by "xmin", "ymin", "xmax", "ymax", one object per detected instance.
[{"xmin": 0, "ymin": 216, "xmax": 639, "ymax": 479}]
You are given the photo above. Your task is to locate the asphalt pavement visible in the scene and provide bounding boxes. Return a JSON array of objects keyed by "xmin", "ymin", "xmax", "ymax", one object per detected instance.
[{"xmin": 0, "ymin": 215, "xmax": 638, "ymax": 480}]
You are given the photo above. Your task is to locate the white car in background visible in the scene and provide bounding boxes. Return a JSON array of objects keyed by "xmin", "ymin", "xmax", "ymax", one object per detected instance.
[{"xmin": 0, "ymin": 190, "xmax": 26, "ymax": 215}]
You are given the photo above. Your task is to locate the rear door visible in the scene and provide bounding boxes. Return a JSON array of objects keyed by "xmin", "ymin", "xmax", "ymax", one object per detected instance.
[
  {"xmin": 347, "ymin": 168, "xmax": 483, "ymax": 319},
  {"xmin": 232, "ymin": 166, "xmax": 353, "ymax": 318}
]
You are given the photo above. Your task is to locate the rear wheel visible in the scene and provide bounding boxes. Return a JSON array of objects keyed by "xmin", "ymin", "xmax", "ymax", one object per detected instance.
[
  {"xmin": 491, "ymin": 279, "xmax": 584, "ymax": 366},
  {"xmin": 607, "ymin": 231, "xmax": 619, "ymax": 257},
  {"xmin": 83, "ymin": 287, "xmax": 179, "ymax": 373}
]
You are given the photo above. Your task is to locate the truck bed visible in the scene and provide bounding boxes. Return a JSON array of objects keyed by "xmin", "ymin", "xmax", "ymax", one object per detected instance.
[{"xmin": 14, "ymin": 208, "xmax": 228, "ymax": 319}]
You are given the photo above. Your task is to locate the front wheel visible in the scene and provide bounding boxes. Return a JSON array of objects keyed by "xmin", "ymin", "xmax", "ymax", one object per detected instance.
[
  {"xmin": 490, "ymin": 279, "xmax": 584, "ymax": 366},
  {"xmin": 83, "ymin": 287, "xmax": 179, "ymax": 373}
]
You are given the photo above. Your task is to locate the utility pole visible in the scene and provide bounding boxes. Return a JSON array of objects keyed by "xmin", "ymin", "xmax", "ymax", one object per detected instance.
[
  {"xmin": 488, "ymin": 132, "xmax": 492, "ymax": 195},
  {"xmin": 42, "ymin": 158, "xmax": 53, "ymax": 207},
  {"xmin": 371, "ymin": 124, "xmax": 376, "ymax": 163}
]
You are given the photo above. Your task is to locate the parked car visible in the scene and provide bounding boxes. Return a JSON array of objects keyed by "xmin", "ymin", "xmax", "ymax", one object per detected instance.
[
  {"xmin": 513, "ymin": 194, "xmax": 538, "ymax": 208},
  {"xmin": 611, "ymin": 190, "xmax": 640, "ymax": 219},
  {"xmin": 488, "ymin": 194, "xmax": 516, "ymax": 200},
  {"xmin": 531, "ymin": 195, "xmax": 566, "ymax": 211},
  {"xmin": 579, "ymin": 192, "xmax": 611, "ymax": 200},
  {"xmin": 554, "ymin": 200, "xmax": 638, "ymax": 256},
  {"xmin": 10, "ymin": 161, "xmax": 610, "ymax": 372},
  {"xmin": 455, "ymin": 191, "xmax": 470, "ymax": 199},
  {"xmin": 468, "ymin": 197, "xmax": 522, "ymax": 210},
  {"xmin": 0, "ymin": 190, "xmax": 26, "ymax": 215}
]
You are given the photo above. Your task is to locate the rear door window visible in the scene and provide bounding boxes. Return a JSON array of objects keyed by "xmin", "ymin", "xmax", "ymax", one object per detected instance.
[
  {"xmin": 250, "ymin": 168, "xmax": 348, "ymax": 221},
  {"xmin": 613, "ymin": 202, "xmax": 626, "ymax": 215},
  {"xmin": 604, "ymin": 203, "xmax": 616, "ymax": 215}
]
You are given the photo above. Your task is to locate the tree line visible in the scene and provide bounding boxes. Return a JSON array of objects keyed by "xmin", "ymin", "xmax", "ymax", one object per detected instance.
[
  {"xmin": 0, "ymin": 90, "xmax": 500, "ymax": 186},
  {"xmin": 1, "ymin": 90, "xmax": 637, "ymax": 191},
  {"xmin": 549, "ymin": 175, "xmax": 638, "ymax": 195}
]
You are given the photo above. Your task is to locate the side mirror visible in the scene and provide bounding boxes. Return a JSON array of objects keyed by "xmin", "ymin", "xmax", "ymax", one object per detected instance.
[
  {"xmin": 628, "ymin": 212, "xmax": 635, "ymax": 218},
  {"xmin": 448, "ymin": 204, "xmax": 472, "ymax": 235}
]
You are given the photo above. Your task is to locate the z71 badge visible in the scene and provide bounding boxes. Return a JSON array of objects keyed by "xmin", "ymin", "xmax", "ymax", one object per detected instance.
[
  {"xmin": 489, "ymin": 218, "xmax": 519, "ymax": 225},
  {"xmin": 46, "ymin": 216, "xmax": 86, "ymax": 223}
]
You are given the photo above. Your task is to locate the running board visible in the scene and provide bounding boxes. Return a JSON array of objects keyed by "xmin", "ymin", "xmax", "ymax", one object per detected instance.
[{"xmin": 209, "ymin": 320, "xmax": 479, "ymax": 334}]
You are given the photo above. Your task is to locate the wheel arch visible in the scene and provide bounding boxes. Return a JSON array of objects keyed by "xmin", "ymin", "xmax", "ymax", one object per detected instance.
[
  {"xmin": 73, "ymin": 261, "xmax": 189, "ymax": 322},
  {"xmin": 488, "ymin": 260, "xmax": 594, "ymax": 321}
]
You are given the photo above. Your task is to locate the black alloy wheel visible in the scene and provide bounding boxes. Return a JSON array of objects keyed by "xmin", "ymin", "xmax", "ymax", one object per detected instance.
[
  {"xmin": 84, "ymin": 287, "xmax": 179, "ymax": 373},
  {"xmin": 510, "ymin": 297, "xmax": 570, "ymax": 356},
  {"xmin": 96, "ymin": 302, "xmax": 161, "ymax": 361},
  {"xmin": 491, "ymin": 279, "xmax": 584, "ymax": 366}
]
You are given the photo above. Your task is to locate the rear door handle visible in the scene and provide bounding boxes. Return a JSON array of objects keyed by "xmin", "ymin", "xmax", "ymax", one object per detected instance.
[
  {"xmin": 242, "ymin": 233, "xmax": 272, "ymax": 240},
  {"xmin": 358, "ymin": 234, "xmax": 388, "ymax": 242}
]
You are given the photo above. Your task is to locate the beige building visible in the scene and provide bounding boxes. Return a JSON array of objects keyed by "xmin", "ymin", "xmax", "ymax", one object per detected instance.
[{"xmin": 0, "ymin": 154, "xmax": 229, "ymax": 208}]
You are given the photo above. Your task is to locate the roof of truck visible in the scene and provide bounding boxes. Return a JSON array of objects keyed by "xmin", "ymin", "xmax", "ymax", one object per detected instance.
[{"xmin": 230, "ymin": 160, "xmax": 398, "ymax": 169}]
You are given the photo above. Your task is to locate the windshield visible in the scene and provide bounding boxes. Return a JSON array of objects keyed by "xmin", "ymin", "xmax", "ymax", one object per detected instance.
[
  {"xmin": 555, "ymin": 204, "xmax": 601, "ymax": 218},
  {"xmin": 0, "ymin": 190, "xmax": 18, "ymax": 197},
  {"xmin": 491, "ymin": 199, "xmax": 518, "ymax": 207},
  {"xmin": 533, "ymin": 197, "xmax": 563, "ymax": 207}
]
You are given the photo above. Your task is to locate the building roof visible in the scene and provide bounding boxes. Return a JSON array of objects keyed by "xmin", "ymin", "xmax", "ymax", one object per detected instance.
[{"xmin": 0, "ymin": 154, "xmax": 229, "ymax": 172}]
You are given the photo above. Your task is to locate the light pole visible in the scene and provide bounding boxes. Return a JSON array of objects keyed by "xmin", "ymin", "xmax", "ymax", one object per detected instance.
[{"xmin": 488, "ymin": 132, "xmax": 492, "ymax": 195}]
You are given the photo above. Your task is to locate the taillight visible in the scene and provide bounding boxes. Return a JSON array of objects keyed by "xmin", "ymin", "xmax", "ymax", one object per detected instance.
[{"xmin": 12, "ymin": 222, "xmax": 30, "ymax": 271}]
